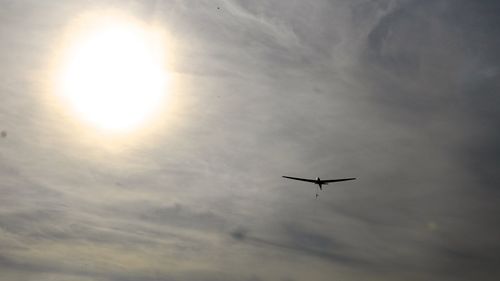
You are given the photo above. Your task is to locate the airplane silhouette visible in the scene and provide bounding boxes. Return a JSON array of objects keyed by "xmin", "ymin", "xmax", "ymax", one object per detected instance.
[{"xmin": 282, "ymin": 176, "xmax": 356, "ymax": 198}]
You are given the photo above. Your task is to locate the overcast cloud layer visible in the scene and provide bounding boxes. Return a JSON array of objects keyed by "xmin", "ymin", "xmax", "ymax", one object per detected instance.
[{"xmin": 1, "ymin": 1, "xmax": 499, "ymax": 280}]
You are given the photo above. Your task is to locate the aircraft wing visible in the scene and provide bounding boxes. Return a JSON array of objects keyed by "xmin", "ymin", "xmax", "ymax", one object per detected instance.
[
  {"xmin": 282, "ymin": 176, "xmax": 317, "ymax": 183},
  {"xmin": 321, "ymin": 178, "xmax": 356, "ymax": 184}
]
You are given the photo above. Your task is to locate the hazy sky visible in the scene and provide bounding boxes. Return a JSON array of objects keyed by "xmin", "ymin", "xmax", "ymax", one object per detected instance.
[{"xmin": 1, "ymin": 1, "xmax": 499, "ymax": 280}]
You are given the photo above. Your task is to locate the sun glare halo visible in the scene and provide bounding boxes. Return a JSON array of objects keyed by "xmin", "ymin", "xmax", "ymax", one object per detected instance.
[{"xmin": 57, "ymin": 15, "xmax": 169, "ymax": 132}]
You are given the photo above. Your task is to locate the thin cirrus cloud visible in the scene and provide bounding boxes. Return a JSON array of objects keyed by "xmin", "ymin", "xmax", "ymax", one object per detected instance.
[{"xmin": 0, "ymin": 0, "xmax": 499, "ymax": 280}]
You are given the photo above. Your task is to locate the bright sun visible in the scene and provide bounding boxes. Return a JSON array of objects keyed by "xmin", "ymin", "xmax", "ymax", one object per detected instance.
[{"xmin": 58, "ymin": 16, "xmax": 169, "ymax": 132}]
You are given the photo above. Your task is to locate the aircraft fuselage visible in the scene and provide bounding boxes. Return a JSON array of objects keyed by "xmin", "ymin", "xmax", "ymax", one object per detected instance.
[{"xmin": 316, "ymin": 177, "xmax": 323, "ymax": 190}]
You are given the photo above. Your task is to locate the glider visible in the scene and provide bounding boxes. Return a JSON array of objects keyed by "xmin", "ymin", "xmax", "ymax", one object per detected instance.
[{"xmin": 282, "ymin": 176, "xmax": 356, "ymax": 198}]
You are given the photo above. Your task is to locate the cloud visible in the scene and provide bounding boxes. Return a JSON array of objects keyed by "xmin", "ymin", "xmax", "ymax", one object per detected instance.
[
  {"xmin": 0, "ymin": 0, "xmax": 499, "ymax": 280},
  {"xmin": 350, "ymin": 0, "xmax": 500, "ymax": 278},
  {"xmin": 230, "ymin": 226, "xmax": 369, "ymax": 267}
]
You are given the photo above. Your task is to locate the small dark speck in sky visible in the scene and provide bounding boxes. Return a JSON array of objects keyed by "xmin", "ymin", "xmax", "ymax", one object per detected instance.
[{"xmin": 1, "ymin": 131, "xmax": 6, "ymax": 138}]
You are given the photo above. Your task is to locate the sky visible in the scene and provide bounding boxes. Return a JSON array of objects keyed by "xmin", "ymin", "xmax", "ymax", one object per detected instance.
[{"xmin": 1, "ymin": 0, "xmax": 499, "ymax": 280}]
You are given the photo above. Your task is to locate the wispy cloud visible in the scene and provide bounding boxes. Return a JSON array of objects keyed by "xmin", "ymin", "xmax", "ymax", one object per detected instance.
[{"xmin": 0, "ymin": 0, "xmax": 499, "ymax": 280}]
